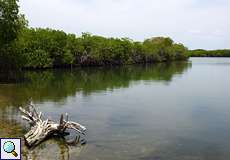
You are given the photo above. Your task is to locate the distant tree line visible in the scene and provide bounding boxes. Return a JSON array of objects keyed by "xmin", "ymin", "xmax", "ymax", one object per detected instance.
[
  {"xmin": 0, "ymin": 0, "xmax": 188, "ymax": 70},
  {"xmin": 16, "ymin": 29, "xmax": 188, "ymax": 69},
  {"xmin": 188, "ymin": 49, "xmax": 230, "ymax": 57}
]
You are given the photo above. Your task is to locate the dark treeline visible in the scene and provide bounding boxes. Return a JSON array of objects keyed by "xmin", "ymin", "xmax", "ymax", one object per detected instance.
[
  {"xmin": 2, "ymin": 27, "xmax": 189, "ymax": 70},
  {"xmin": 188, "ymin": 49, "xmax": 230, "ymax": 57},
  {"xmin": 0, "ymin": 0, "xmax": 188, "ymax": 70},
  {"xmin": 16, "ymin": 29, "xmax": 188, "ymax": 69}
]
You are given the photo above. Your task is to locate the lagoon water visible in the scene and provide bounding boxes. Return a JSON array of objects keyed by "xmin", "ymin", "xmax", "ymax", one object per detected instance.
[{"xmin": 1, "ymin": 58, "xmax": 230, "ymax": 160}]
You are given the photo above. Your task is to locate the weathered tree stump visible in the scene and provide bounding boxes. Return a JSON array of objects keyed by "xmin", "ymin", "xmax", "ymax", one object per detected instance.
[{"xmin": 19, "ymin": 102, "xmax": 86, "ymax": 147}]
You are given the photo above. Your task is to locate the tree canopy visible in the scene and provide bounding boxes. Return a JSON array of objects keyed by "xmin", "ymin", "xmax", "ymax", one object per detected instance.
[
  {"xmin": 188, "ymin": 49, "xmax": 230, "ymax": 57},
  {"xmin": 15, "ymin": 28, "xmax": 188, "ymax": 69},
  {"xmin": 0, "ymin": 0, "xmax": 27, "ymax": 69},
  {"xmin": 0, "ymin": 1, "xmax": 188, "ymax": 70}
]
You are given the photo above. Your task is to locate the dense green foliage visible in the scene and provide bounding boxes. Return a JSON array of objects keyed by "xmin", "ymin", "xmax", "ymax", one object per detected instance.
[
  {"xmin": 0, "ymin": 0, "xmax": 27, "ymax": 69},
  {"xmin": 0, "ymin": 0, "xmax": 188, "ymax": 70},
  {"xmin": 188, "ymin": 49, "xmax": 230, "ymax": 57},
  {"xmin": 15, "ymin": 28, "xmax": 188, "ymax": 69}
]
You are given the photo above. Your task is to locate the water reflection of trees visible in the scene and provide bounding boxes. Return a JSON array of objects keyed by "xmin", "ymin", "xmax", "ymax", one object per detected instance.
[{"xmin": 0, "ymin": 62, "xmax": 191, "ymax": 106}]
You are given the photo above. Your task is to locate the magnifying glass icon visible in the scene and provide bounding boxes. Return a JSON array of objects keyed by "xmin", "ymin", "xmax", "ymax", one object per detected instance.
[{"xmin": 3, "ymin": 141, "xmax": 18, "ymax": 157}]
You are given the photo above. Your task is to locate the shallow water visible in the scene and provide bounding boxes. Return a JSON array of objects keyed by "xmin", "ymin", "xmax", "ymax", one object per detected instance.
[{"xmin": 0, "ymin": 58, "xmax": 230, "ymax": 160}]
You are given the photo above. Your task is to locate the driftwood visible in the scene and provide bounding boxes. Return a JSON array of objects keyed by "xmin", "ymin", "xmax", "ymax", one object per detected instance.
[{"xmin": 19, "ymin": 102, "xmax": 86, "ymax": 147}]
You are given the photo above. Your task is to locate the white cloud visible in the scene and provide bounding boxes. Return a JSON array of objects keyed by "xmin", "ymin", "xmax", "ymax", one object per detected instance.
[{"xmin": 19, "ymin": 0, "xmax": 230, "ymax": 49}]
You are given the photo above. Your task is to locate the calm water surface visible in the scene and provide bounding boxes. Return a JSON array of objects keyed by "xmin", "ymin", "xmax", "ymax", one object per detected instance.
[{"xmin": 0, "ymin": 58, "xmax": 230, "ymax": 160}]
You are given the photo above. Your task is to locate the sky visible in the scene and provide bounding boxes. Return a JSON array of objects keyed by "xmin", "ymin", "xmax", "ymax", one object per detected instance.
[{"xmin": 19, "ymin": 0, "xmax": 230, "ymax": 50}]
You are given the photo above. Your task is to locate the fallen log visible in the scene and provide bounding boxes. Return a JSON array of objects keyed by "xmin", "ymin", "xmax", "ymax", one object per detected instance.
[{"xmin": 19, "ymin": 102, "xmax": 86, "ymax": 147}]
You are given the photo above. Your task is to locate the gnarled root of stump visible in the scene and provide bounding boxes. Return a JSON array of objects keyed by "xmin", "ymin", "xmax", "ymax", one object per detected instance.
[{"xmin": 20, "ymin": 102, "xmax": 86, "ymax": 147}]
